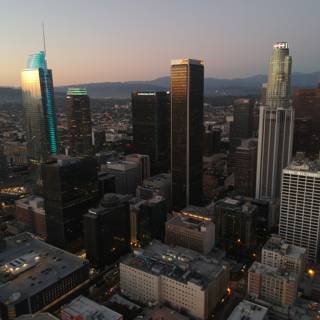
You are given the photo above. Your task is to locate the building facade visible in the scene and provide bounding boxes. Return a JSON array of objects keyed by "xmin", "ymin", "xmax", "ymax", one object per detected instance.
[
  {"xmin": 84, "ymin": 193, "xmax": 131, "ymax": 268},
  {"xmin": 256, "ymin": 43, "xmax": 294, "ymax": 202},
  {"xmin": 21, "ymin": 51, "xmax": 58, "ymax": 163},
  {"xmin": 132, "ymin": 91, "xmax": 170, "ymax": 174},
  {"xmin": 120, "ymin": 241, "xmax": 229, "ymax": 320},
  {"xmin": 279, "ymin": 160, "xmax": 320, "ymax": 263},
  {"xmin": 41, "ymin": 156, "xmax": 99, "ymax": 250},
  {"xmin": 171, "ymin": 59, "xmax": 204, "ymax": 210},
  {"xmin": 66, "ymin": 88, "xmax": 92, "ymax": 156}
]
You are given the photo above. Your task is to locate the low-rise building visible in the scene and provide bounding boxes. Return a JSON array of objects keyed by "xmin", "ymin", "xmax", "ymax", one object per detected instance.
[
  {"xmin": 120, "ymin": 240, "xmax": 229, "ymax": 320},
  {"xmin": 15, "ymin": 196, "xmax": 46, "ymax": 238},
  {"xmin": 248, "ymin": 262, "xmax": 298, "ymax": 308},
  {"xmin": 227, "ymin": 300, "xmax": 268, "ymax": 320},
  {"xmin": 0, "ymin": 233, "xmax": 89, "ymax": 320},
  {"xmin": 165, "ymin": 213, "xmax": 215, "ymax": 254},
  {"xmin": 61, "ymin": 295, "xmax": 123, "ymax": 320},
  {"xmin": 261, "ymin": 234, "xmax": 306, "ymax": 276}
]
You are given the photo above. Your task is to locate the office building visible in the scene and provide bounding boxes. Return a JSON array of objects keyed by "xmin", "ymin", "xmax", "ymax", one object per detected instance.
[
  {"xmin": 248, "ymin": 261, "xmax": 298, "ymax": 307},
  {"xmin": 230, "ymin": 98, "xmax": 254, "ymax": 149},
  {"xmin": 227, "ymin": 300, "xmax": 268, "ymax": 320},
  {"xmin": 98, "ymin": 172, "xmax": 116, "ymax": 197},
  {"xmin": 214, "ymin": 197, "xmax": 257, "ymax": 248},
  {"xmin": 120, "ymin": 240, "xmax": 229, "ymax": 320},
  {"xmin": 261, "ymin": 235, "xmax": 306, "ymax": 276},
  {"xmin": 279, "ymin": 159, "xmax": 320, "ymax": 263},
  {"xmin": 165, "ymin": 211, "xmax": 215, "ymax": 254},
  {"xmin": 136, "ymin": 173, "xmax": 171, "ymax": 207},
  {"xmin": 0, "ymin": 233, "xmax": 89, "ymax": 320},
  {"xmin": 15, "ymin": 196, "xmax": 47, "ymax": 238},
  {"xmin": 261, "ymin": 83, "xmax": 268, "ymax": 106},
  {"xmin": 230, "ymin": 138, "xmax": 257, "ymax": 197},
  {"xmin": 256, "ymin": 42, "xmax": 294, "ymax": 201},
  {"xmin": 204, "ymin": 128, "xmax": 221, "ymax": 156},
  {"xmin": 21, "ymin": 51, "xmax": 58, "ymax": 163},
  {"xmin": 0, "ymin": 145, "xmax": 8, "ymax": 181},
  {"xmin": 66, "ymin": 88, "xmax": 92, "ymax": 156},
  {"xmin": 130, "ymin": 196, "xmax": 167, "ymax": 246},
  {"xmin": 84, "ymin": 193, "xmax": 131, "ymax": 267},
  {"xmin": 41, "ymin": 156, "xmax": 99, "ymax": 250},
  {"xmin": 92, "ymin": 129, "xmax": 106, "ymax": 152},
  {"xmin": 3, "ymin": 142, "xmax": 28, "ymax": 166},
  {"xmin": 102, "ymin": 160, "xmax": 140, "ymax": 195},
  {"xmin": 61, "ymin": 295, "xmax": 123, "ymax": 320},
  {"xmin": 293, "ymin": 84, "xmax": 320, "ymax": 157},
  {"xmin": 124, "ymin": 153, "xmax": 150, "ymax": 184},
  {"xmin": 132, "ymin": 91, "xmax": 170, "ymax": 174},
  {"xmin": 171, "ymin": 59, "xmax": 204, "ymax": 210}
]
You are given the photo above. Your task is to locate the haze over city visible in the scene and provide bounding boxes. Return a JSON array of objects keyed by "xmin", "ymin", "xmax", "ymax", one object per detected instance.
[{"xmin": 1, "ymin": 0, "xmax": 320, "ymax": 86}]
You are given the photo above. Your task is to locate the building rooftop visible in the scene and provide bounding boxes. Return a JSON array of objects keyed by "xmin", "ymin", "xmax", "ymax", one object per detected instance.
[
  {"xmin": 180, "ymin": 205, "xmax": 214, "ymax": 222},
  {"xmin": 0, "ymin": 233, "xmax": 89, "ymax": 306},
  {"xmin": 104, "ymin": 160, "xmax": 138, "ymax": 171},
  {"xmin": 121, "ymin": 240, "xmax": 228, "ymax": 289},
  {"xmin": 62, "ymin": 295, "xmax": 122, "ymax": 320},
  {"xmin": 166, "ymin": 214, "xmax": 213, "ymax": 232},
  {"xmin": 139, "ymin": 306, "xmax": 189, "ymax": 320},
  {"xmin": 263, "ymin": 234, "xmax": 306, "ymax": 259},
  {"xmin": 15, "ymin": 195, "xmax": 45, "ymax": 212},
  {"xmin": 67, "ymin": 88, "xmax": 88, "ymax": 96},
  {"xmin": 285, "ymin": 159, "xmax": 320, "ymax": 174},
  {"xmin": 16, "ymin": 313, "xmax": 59, "ymax": 320},
  {"xmin": 227, "ymin": 300, "xmax": 268, "ymax": 320},
  {"xmin": 143, "ymin": 173, "xmax": 170, "ymax": 186},
  {"xmin": 171, "ymin": 58, "xmax": 204, "ymax": 66},
  {"xmin": 215, "ymin": 197, "xmax": 257, "ymax": 215},
  {"xmin": 249, "ymin": 262, "xmax": 297, "ymax": 282}
]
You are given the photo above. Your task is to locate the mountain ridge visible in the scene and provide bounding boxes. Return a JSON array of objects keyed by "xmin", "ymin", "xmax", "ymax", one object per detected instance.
[{"xmin": 1, "ymin": 72, "xmax": 319, "ymax": 101}]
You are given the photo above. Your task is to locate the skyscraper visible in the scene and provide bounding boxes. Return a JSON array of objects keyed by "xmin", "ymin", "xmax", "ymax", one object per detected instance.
[
  {"xmin": 230, "ymin": 98, "xmax": 254, "ymax": 149},
  {"xmin": 132, "ymin": 91, "xmax": 170, "ymax": 174},
  {"xmin": 171, "ymin": 59, "xmax": 204, "ymax": 210},
  {"xmin": 21, "ymin": 51, "xmax": 58, "ymax": 163},
  {"xmin": 256, "ymin": 43, "xmax": 294, "ymax": 202},
  {"xmin": 84, "ymin": 193, "xmax": 131, "ymax": 268},
  {"xmin": 293, "ymin": 84, "xmax": 320, "ymax": 157},
  {"xmin": 41, "ymin": 156, "xmax": 99, "ymax": 251},
  {"xmin": 66, "ymin": 88, "xmax": 93, "ymax": 156},
  {"xmin": 279, "ymin": 160, "xmax": 320, "ymax": 263}
]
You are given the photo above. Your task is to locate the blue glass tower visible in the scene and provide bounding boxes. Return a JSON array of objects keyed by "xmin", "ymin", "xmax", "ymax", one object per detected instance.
[{"xmin": 21, "ymin": 51, "xmax": 58, "ymax": 162}]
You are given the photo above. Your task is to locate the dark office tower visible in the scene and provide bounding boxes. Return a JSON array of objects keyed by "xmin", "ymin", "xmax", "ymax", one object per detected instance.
[
  {"xmin": 230, "ymin": 99, "xmax": 254, "ymax": 149},
  {"xmin": 84, "ymin": 193, "xmax": 131, "ymax": 268},
  {"xmin": 42, "ymin": 156, "xmax": 99, "ymax": 251},
  {"xmin": 66, "ymin": 88, "xmax": 93, "ymax": 156},
  {"xmin": 256, "ymin": 43, "xmax": 294, "ymax": 202},
  {"xmin": 230, "ymin": 138, "xmax": 257, "ymax": 197},
  {"xmin": 293, "ymin": 84, "xmax": 320, "ymax": 157},
  {"xmin": 132, "ymin": 91, "xmax": 170, "ymax": 174},
  {"xmin": 0, "ymin": 144, "xmax": 8, "ymax": 182},
  {"xmin": 21, "ymin": 51, "xmax": 58, "ymax": 163},
  {"xmin": 171, "ymin": 59, "xmax": 204, "ymax": 210}
]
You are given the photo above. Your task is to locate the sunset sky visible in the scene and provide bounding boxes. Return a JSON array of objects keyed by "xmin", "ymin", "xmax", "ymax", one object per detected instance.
[{"xmin": 1, "ymin": 0, "xmax": 320, "ymax": 86}]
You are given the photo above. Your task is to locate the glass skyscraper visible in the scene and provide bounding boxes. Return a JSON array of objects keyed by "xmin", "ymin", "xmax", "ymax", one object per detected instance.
[
  {"xmin": 256, "ymin": 43, "xmax": 294, "ymax": 212},
  {"xmin": 21, "ymin": 51, "xmax": 58, "ymax": 163},
  {"xmin": 171, "ymin": 59, "xmax": 204, "ymax": 210},
  {"xmin": 66, "ymin": 88, "xmax": 93, "ymax": 156}
]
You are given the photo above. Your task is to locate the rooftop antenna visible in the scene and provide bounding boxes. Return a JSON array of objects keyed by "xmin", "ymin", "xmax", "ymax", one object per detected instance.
[{"xmin": 42, "ymin": 22, "xmax": 47, "ymax": 56}]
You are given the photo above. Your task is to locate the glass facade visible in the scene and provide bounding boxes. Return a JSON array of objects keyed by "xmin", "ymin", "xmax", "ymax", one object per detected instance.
[
  {"xmin": 256, "ymin": 43, "xmax": 294, "ymax": 203},
  {"xmin": 21, "ymin": 51, "xmax": 58, "ymax": 163},
  {"xmin": 131, "ymin": 91, "xmax": 170, "ymax": 174},
  {"xmin": 66, "ymin": 88, "xmax": 93, "ymax": 156},
  {"xmin": 171, "ymin": 59, "xmax": 204, "ymax": 210},
  {"xmin": 41, "ymin": 157, "xmax": 99, "ymax": 251}
]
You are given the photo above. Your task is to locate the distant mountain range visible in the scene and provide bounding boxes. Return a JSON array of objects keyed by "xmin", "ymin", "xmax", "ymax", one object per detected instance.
[{"xmin": 1, "ymin": 72, "xmax": 319, "ymax": 102}]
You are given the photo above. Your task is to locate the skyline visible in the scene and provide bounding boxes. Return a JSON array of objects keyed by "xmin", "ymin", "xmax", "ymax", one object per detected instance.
[{"xmin": 1, "ymin": 0, "xmax": 320, "ymax": 86}]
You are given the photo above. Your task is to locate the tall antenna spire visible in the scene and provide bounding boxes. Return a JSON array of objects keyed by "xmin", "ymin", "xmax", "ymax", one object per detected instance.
[{"xmin": 42, "ymin": 22, "xmax": 47, "ymax": 56}]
